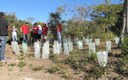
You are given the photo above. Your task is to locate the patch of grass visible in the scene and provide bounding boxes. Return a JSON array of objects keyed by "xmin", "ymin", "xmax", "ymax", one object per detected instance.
[
  {"xmin": 0, "ymin": 62, "xmax": 4, "ymax": 67},
  {"xmin": 48, "ymin": 65, "xmax": 60, "ymax": 73},
  {"xmin": 26, "ymin": 54, "xmax": 34, "ymax": 58},
  {"xmin": 64, "ymin": 50, "xmax": 88, "ymax": 71},
  {"xmin": 61, "ymin": 70, "xmax": 71, "ymax": 80},
  {"xmin": 30, "ymin": 65, "xmax": 43, "ymax": 71},
  {"xmin": 8, "ymin": 63, "xmax": 16, "ymax": 67},
  {"xmin": 18, "ymin": 56, "xmax": 26, "ymax": 61},
  {"xmin": 49, "ymin": 54, "xmax": 58, "ymax": 63},
  {"xmin": 88, "ymin": 50, "xmax": 97, "ymax": 61},
  {"xmin": 17, "ymin": 61, "xmax": 26, "ymax": 68},
  {"xmin": 85, "ymin": 66, "xmax": 105, "ymax": 79},
  {"xmin": 114, "ymin": 60, "xmax": 128, "ymax": 77}
]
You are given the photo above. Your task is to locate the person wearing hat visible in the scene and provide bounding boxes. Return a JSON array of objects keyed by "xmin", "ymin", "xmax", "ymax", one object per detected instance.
[{"xmin": 0, "ymin": 12, "xmax": 10, "ymax": 62}]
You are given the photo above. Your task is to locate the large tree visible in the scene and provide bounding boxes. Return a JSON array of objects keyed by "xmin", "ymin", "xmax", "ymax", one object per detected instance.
[
  {"xmin": 48, "ymin": 12, "xmax": 62, "ymax": 41},
  {"xmin": 90, "ymin": 0, "xmax": 123, "ymax": 38}
]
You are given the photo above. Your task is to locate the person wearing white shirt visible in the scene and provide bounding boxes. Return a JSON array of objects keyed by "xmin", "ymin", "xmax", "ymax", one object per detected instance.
[{"xmin": 12, "ymin": 26, "xmax": 17, "ymax": 41}]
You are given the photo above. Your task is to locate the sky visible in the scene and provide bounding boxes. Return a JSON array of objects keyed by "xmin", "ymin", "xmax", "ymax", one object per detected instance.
[{"xmin": 0, "ymin": 0, "xmax": 122, "ymax": 23}]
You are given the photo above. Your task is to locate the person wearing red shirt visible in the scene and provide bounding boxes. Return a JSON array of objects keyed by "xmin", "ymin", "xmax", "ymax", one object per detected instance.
[
  {"xmin": 57, "ymin": 23, "xmax": 62, "ymax": 43},
  {"xmin": 42, "ymin": 23, "xmax": 48, "ymax": 42},
  {"xmin": 20, "ymin": 22, "xmax": 29, "ymax": 43},
  {"xmin": 32, "ymin": 23, "xmax": 41, "ymax": 42}
]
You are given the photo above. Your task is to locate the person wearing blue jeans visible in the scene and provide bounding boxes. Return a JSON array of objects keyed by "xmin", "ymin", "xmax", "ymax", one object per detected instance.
[
  {"xmin": 0, "ymin": 36, "xmax": 7, "ymax": 60},
  {"xmin": 0, "ymin": 12, "xmax": 9, "ymax": 62},
  {"xmin": 23, "ymin": 34, "xmax": 28, "ymax": 43}
]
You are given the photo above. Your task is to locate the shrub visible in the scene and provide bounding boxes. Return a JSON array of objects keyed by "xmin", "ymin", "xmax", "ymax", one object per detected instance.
[
  {"xmin": 18, "ymin": 61, "xmax": 26, "ymax": 68},
  {"xmin": 64, "ymin": 50, "xmax": 88, "ymax": 70},
  {"xmin": 121, "ymin": 37, "xmax": 128, "ymax": 55},
  {"xmin": 48, "ymin": 65, "xmax": 60, "ymax": 73},
  {"xmin": 49, "ymin": 54, "xmax": 58, "ymax": 63},
  {"xmin": 30, "ymin": 65, "xmax": 43, "ymax": 71}
]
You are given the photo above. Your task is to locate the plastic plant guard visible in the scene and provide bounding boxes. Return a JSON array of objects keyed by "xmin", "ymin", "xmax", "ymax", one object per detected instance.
[
  {"xmin": 34, "ymin": 41, "xmax": 41, "ymax": 58},
  {"xmin": 22, "ymin": 42, "xmax": 28, "ymax": 54},
  {"xmin": 77, "ymin": 40, "xmax": 83, "ymax": 49},
  {"xmin": 53, "ymin": 41, "xmax": 61, "ymax": 54},
  {"xmin": 85, "ymin": 39, "xmax": 89, "ymax": 45},
  {"xmin": 67, "ymin": 38, "xmax": 73, "ymax": 52},
  {"xmin": 53, "ymin": 41, "xmax": 57, "ymax": 54},
  {"xmin": 56, "ymin": 41, "xmax": 62, "ymax": 54},
  {"xmin": 83, "ymin": 37, "xmax": 85, "ymax": 42},
  {"xmin": 95, "ymin": 39, "xmax": 100, "ymax": 46},
  {"xmin": 106, "ymin": 41, "xmax": 111, "ymax": 51},
  {"xmin": 97, "ymin": 51, "xmax": 108, "ymax": 67},
  {"xmin": 114, "ymin": 37, "xmax": 119, "ymax": 45},
  {"xmin": 63, "ymin": 42, "xmax": 69, "ymax": 55},
  {"xmin": 11, "ymin": 41, "xmax": 20, "ymax": 55},
  {"xmin": 89, "ymin": 39, "xmax": 93, "ymax": 42},
  {"xmin": 88, "ymin": 43, "xmax": 96, "ymax": 54},
  {"xmin": 74, "ymin": 37, "xmax": 79, "ymax": 45},
  {"xmin": 68, "ymin": 42, "xmax": 73, "ymax": 52},
  {"xmin": 42, "ymin": 41, "xmax": 49, "ymax": 59}
]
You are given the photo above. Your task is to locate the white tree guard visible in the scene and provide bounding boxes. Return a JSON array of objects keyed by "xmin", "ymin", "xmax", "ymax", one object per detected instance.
[
  {"xmin": 114, "ymin": 37, "xmax": 120, "ymax": 45},
  {"xmin": 53, "ymin": 41, "xmax": 61, "ymax": 54},
  {"xmin": 34, "ymin": 41, "xmax": 41, "ymax": 58},
  {"xmin": 106, "ymin": 41, "xmax": 111, "ymax": 51},
  {"xmin": 42, "ymin": 41, "xmax": 49, "ymax": 59},
  {"xmin": 63, "ymin": 42, "xmax": 69, "ymax": 55},
  {"xmin": 11, "ymin": 41, "xmax": 20, "ymax": 55},
  {"xmin": 77, "ymin": 40, "xmax": 83, "ymax": 49},
  {"xmin": 74, "ymin": 37, "xmax": 79, "ymax": 45},
  {"xmin": 68, "ymin": 41, "xmax": 73, "ymax": 52},
  {"xmin": 84, "ymin": 39, "xmax": 90, "ymax": 45},
  {"xmin": 88, "ymin": 43, "xmax": 96, "ymax": 54},
  {"xmin": 97, "ymin": 51, "xmax": 108, "ymax": 67},
  {"xmin": 22, "ymin": 42, "xmax": 28, "ymax": 54},
  {"xmin": 95, "ymin": 39, "xmax": 100, "ymax": 46}
]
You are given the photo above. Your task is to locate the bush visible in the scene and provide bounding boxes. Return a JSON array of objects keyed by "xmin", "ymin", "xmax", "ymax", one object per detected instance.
[
  {"xmin": 48, "ymin": 65, "xmax": 60, "ymax": 73},
  {"xmin": 49, "ymin": 54, "xmax": 58, "ymax": 63},
  {"xmin": 64, "ymin": 50, "xmax": 88, "ymax": 70},
  {"xmin": 121, "ymin": 37, "xmax": 128, "ymax": 55}
]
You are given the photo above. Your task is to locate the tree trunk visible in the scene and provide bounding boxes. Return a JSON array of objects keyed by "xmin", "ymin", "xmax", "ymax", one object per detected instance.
[
  {"xmin": 118, "ymin": 0, "xmax": 127, "ymax": 47},
  {"xmin": 126, "ymin": 0, "xmax": 128, "ymax": 32}
]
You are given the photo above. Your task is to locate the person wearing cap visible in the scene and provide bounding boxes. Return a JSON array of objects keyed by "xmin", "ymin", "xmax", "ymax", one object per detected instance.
[
  {"xmin": 0, "ymin": 12, "xmax": 10, "ymax": 62},
  {"xmin": 12, "ymin": 26, "xmax": 17, "ymax": 41}
]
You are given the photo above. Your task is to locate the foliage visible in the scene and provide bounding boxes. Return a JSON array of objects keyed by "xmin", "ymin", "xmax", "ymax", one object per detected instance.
[
  {"xmin": 64, "ymin": 50, "xmax": 88, "ymax": 70},
  {"xmin": 48, "ymin": 65, "xmax": 60, "ymax": 73},
  {"xmin": 30, "ymin": 65, "xmax": 43, "ymax": 71},
  {"xmin": 49, "ymin": 54, "xmax": 58, "ymax": 63},
  {"xmin": 85, "ymin": 66, "xmax": 105, "ymax": 79},
  {"xmin": 88, "ymin": 50, "xmax": 97, "ymax": 61},
  {"xmin": 121, "ymin": 37, "xmax": 128, "ymax": 55},
  {"xmin": 90, "ymin": 1, "xmax": 123, "ymax": 35},
  {"xmin": 48, "ymin": 12, "xmax": 62, "ymax": 40},
  {"xmin": 114, "ymin": 60, "xmax": 128, "ymax": 77},
  {"xmin": 17, "ymin": 61, "xmax": 26, "ymax": 68}
]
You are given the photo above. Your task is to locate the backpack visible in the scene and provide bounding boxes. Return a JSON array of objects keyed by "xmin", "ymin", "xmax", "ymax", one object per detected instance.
[{"xmin": 33, "ymin": 26, "xmax": 38, "ymax": 34}]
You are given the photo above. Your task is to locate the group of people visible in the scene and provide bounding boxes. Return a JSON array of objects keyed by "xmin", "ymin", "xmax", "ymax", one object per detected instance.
[
  {"xmin": 11, "ymin": 22, "xmax": 48, "ymax": 44},
  {"xmin": 0, "ymin": 12, "xmax": 62, "ymax": 62}
]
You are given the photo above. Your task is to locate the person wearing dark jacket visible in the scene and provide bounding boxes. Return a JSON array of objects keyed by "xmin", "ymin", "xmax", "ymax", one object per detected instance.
[{"xmin": 0, "ymin": 12, "xmax": 9, "ymax": 62}]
